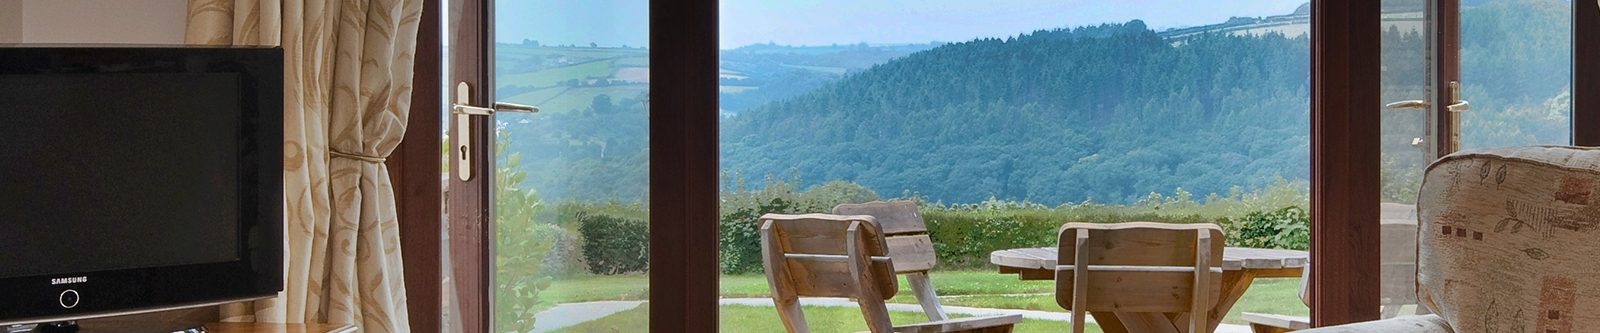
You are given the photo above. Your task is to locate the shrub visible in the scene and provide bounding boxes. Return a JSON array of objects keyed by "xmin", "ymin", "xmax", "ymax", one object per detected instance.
[
  {"xmin": 719, "ymin": 197, "xmax": 804, "ymax": 274},
  {"xmin": 1221, "ymin": 206, "xmax": 1310, "ymax": 250},
  {"xmin": 921, "ymin": 205, "xmax": 1214, "ymax": 268},
  {"xmin": 577, "ymin": 213, "xmax": 650, "ymax": 274},
  {"xmin": 496, "ymin": 222, "xmax": 560, "ymax": 333}
]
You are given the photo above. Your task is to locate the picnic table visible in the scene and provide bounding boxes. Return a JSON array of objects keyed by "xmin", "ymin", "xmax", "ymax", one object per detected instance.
[{"xmin": 991, "ymin": 246, "xmax": 1309, "ymax": 333}]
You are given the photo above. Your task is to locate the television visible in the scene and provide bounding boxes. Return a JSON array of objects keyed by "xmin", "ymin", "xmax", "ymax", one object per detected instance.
[{"xmin": 0, "ymin": 46, "xmax": 283, "ymax": 326}]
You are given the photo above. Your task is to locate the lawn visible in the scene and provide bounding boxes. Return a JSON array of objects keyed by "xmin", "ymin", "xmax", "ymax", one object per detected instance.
[
  {"xmin": 532, "ymin": 270, "xmax": 1308, "ymax": 327},
  {"xmin": 553, "ymin": 304, "xmax": 1103, "ymax": 333}
]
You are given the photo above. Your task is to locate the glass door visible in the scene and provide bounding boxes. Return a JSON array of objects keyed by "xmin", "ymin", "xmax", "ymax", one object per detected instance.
[
  {"xmin": 1375, "ymin": 0, "xmax": 1573, "ymax": 319},
  {"xmin": 449, "ymin": 0, "xmax": 651, "ymax": 332},
  {"xmin": 1376, "ymin": 0, "xmax": 1444, "ymax": 319}
]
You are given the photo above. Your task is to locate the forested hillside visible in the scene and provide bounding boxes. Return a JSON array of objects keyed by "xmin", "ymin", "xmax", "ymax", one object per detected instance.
[
  {"xmin": 497, "ymin": 0, "xmax": 1570, "ymax": 204},
  {"xmin": 721, "ymin": 0, "xmax": 1570, "ymax": 204},
  {"xmin": 722, "ymin": 21, "xmax": 1311, "ymax": 204}
]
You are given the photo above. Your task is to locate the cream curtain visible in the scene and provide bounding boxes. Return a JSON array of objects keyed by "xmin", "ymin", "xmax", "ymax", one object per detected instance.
[{"xmin": 184, "ymin": 0, "xmax": 423, "ymax": 332}]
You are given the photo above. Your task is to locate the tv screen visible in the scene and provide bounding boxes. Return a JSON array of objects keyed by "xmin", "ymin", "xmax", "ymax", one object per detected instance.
[
  {"xmin": 0, "ymin": 73, "xmax": 243, "ymax": 278},
  {"xmin": 0, "ymin": 46, "xmax": 282, "ymax": 325}
]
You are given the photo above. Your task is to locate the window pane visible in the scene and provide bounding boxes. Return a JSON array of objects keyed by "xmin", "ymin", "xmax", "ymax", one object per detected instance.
[
  {"xmin": 491, "ymin": 1, "xmax": 650, "ymax": 332},
  {"xmin": 721, "ymin": 2, "xmax": 1311, "ymax": 331},
  {"xmin": 1378, "ymin": 0, "xmax": 1428, "ymax": 319},
  {"xmin": 1459, "ymin": 0, "xmax": 1572, "ymax": 148}
]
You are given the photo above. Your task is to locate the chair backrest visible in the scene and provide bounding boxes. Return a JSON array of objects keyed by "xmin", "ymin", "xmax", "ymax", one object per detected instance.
[
  {"xmin": 832, "ymin": 201, "xmax": 937, "ymax": 273},
  {"xmin": 1415, "ymin": 146, "xmax": 1600, "ymax": 332},
  {"xmin": 758, "ymin": 213, "xmax": 898, "ymax": 299},
  {"xmin": 1055, "ymin": 222, "xmax": 1225, "ymax": 313}
]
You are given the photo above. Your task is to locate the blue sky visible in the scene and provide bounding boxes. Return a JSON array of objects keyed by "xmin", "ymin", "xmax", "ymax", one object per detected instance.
[{"xmin": 495, "ymin": 1, "xmax": 1307, "ymax": 49}]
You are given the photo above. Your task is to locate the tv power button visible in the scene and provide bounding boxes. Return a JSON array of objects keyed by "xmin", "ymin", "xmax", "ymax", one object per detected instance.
[{"xmin": 59, "ymin": 289, "xmax": 79, "ymax": 309}]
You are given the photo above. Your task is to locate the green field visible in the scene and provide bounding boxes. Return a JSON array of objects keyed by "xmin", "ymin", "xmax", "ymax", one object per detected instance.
[
  {"xmin": 528, "ymin": 270, "xmax": 1307, "ymax": 330},
  {"xmin": 495, "ymin": 45, "xmax": 650, "ymax": 114},
  {"xmin": 553, "ymin": 304, "xmax": 1103, "ymax": 333}
]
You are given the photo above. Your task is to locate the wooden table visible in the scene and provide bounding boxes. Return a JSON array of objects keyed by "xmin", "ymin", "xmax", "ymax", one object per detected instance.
[{"xmin": 991, "ymin": 246, "xmax": 1308, "ymax": 333}]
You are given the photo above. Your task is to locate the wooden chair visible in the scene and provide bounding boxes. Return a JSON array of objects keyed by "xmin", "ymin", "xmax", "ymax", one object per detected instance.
[
  {"xmin": 1055, "ymin": 222, "xmax": 1225, "ymax": 333},
  {"xmin": 1241, "ymin": 203, "xmax": 1424, "ymax": 333},
  {"xmin": 831, "ymin": 200, "xmax": 950, "ymax": 321},
  {"xmin": 759, "ymin": 212, "xmax": 1022, "ymax": 333}
]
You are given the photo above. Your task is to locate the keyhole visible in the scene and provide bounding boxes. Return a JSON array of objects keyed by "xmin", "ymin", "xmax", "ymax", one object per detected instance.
[{"xmin": 459, "ymin": 145, "xmax": 468, "ymax": 159}]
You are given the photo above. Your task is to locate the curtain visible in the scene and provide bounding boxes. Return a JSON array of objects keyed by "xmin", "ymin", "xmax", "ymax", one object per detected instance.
[{"xmin": 185, "ymin": 0, "xmax": 423, "ymax": 332}]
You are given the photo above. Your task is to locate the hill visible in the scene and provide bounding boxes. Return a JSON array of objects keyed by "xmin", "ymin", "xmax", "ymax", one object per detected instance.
[{"xmin": 721, "ymin": 0, "xmax": 1571, "ymax": 204}]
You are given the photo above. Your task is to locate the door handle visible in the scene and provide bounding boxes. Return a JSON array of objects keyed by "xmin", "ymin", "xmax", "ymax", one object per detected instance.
[
  {"xmin": 1384, "ymin": 100, "xmax": 1429, "ymax": 110},
  {"xmin": 452, "ymin": 82, "xmax": 540, "ymax": 181},
  {"xmin": 1384, "ymin": 99, "xmax": 1469, "ymax": 112}
]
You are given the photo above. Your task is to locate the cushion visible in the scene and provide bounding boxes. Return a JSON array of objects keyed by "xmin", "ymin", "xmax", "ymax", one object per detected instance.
[
  {"xmin": 1417, "ymin": 146, "xmax": 1600, "ymax": 332},
  {"xmin": 1295, "ymin": 314, "xmax": 1452, "ymax": 333}
]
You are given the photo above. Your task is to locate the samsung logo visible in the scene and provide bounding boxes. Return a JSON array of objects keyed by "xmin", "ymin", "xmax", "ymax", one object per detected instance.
[{"xmin": 51, "ymin": 276, "xmax": 87, "ymax": 285}]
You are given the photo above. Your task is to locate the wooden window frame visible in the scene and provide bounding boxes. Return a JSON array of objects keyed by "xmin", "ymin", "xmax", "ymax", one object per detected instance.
[
  {"xmin": 392, "ymin": 0, "xmax": 444, "ymax": 331},
  {"xmin": 397, "ymin": 0, "xmax": 1600, "ymax": 331},
  {"xmin": 428, "ymin": 0, "xmax": 722, "ymax": 332},
  {"xmin": 1578, "ymin": 0, "xmax": 1600, "ymax": 146},
  {"xmin": 1309, "ymin": 0, "xmax": 1383, "ymax": 326},
  {"xmin": 648, "ymin": 0, "xmax": 722, "ymax": 331}
]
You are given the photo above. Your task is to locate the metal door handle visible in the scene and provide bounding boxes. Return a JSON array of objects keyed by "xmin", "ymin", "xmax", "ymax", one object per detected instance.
[
  {"xmin": 1382, "ymin": 99, "xmax": 1469, "ymax": 112},
  {"xmin": 452, "ymin": 101, "xmax": 540, "ymax": 116},
  {"xmin": 453, "ymin": 82, "xmax": 540, "ymax": 181},
  {"xmin": 1384, "ymin": 100, "xmax": 1428, "ymax": 109}
]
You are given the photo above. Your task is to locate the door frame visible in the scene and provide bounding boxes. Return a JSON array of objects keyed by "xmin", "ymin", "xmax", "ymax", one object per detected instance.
[
  {"xmin": 440, "ymin": 0, "xmax": 722, "ymax": 331},
  {"xmin": 415, "ymin": 0, "xmax": 1600, "ymax": 331},
  {"xmin": 648, "ymin": 0, "xmax": 722, "ymax": 331},
  {"xmin": 1309, "ymin": 0, "xmax": 1384, "ymax": 326},
  {"xmin": 446, "ymin": 0, "xmax": 493, "ymax": 331},
  {"xmin": 1577, "ymin": 0, "xmax": 1600, "ymax": 146}
]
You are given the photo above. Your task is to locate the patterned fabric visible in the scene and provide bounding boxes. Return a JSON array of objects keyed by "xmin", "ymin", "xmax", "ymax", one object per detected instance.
[
  {"xmin": 184, "ymin": 1, "xmax": 423, "ymax": 332},
  {"xmin": 1416, "ymin": 146, "xmax": 1600, "ymax": 333}
]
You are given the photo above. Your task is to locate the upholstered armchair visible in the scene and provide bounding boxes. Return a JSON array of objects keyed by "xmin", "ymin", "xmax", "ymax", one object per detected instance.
[{"xmin": 1302, "ymin": 146, "xmax": 1600, "ymax": 332}]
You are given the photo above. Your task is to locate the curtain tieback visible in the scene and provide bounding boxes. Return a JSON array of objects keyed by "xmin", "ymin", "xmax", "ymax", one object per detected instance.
[{"xmin": 330, "ymin": 149, "xmax": 387, "ymax": 163}]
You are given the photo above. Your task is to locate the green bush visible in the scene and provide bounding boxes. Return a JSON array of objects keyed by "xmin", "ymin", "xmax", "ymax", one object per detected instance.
[
  {"xmin": 1221, "ymin": 206, "xmax": 1310, "ymax": 250},
  {"xmin": 495, "ymin": 222, "xmax": 559, "ymax": 332},
  {"xmin": 719, "ymin": 197, "xmax": 806, "ymax": 274},
  {"xmin": 922, "ymin": 203, "xmax": 1213, "ymax": 268},
  {"xmin": 577, "ymin": 213, "xmax": 650, "ymax": 274}
]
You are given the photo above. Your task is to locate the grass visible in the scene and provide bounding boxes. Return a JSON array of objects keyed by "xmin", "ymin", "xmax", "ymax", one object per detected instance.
[
  {"xmin": 499, "ymin": 60, "xmax": 617, "ymax": 88},
  {"xmin": 553, "ymin": 304, "xmax": 1103, "ymax": 333},
  {"xmin": 533, "ymin": 270, "xmax": 1308, "ymax": 326}
]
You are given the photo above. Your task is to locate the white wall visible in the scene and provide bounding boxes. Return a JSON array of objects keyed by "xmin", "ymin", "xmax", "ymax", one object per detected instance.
[
  {"xmin": 6, "ymin": 0, "xmax": 187, "ymax": 44},
  {"xmin": 0, "ymin": 1, "xmax": 21, "ymax": 43}
]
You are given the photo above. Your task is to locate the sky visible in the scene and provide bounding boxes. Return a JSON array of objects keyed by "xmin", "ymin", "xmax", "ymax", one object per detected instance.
[{"xmin": 494, "ymin": 0, "xmax": 1307, "ymax": 49}]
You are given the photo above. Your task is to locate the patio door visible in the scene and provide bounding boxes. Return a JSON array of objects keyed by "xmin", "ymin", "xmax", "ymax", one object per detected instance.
[
  {"xmin": 448, "ymin": 0, "xmax": 653, "ymax": 332},
  {"xmin": 1374, "ymin": 0, "xmax": 1573, "ymax": 320}
]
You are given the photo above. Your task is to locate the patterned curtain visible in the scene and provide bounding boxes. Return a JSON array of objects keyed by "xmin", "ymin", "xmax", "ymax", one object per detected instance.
[{"xmin": 184, "ymin": 0, "xmax": 423, "ymax": 332}]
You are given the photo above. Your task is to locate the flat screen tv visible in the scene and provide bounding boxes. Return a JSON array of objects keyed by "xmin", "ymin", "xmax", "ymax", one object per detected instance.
[{"xmin": 0, "ymin": 46, "xmax": 283, "ymax": 326}]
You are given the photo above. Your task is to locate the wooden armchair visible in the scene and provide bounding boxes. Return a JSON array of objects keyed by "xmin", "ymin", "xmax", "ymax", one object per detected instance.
[
  {"xmin": 758, "ymin": 212, "xmax": 1021, "ymax": 333},
  {"xmin": 1055, "ymin": 222, "xmax": 1225, "ymax": 333}
]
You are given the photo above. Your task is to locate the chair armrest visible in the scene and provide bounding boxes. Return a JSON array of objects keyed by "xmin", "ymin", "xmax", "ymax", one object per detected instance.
[
  {"xmin": 1241, "ymin": 312, "xmax": 1311, "ymax": 330},
  {"xmin": 885, "ymin": 314, "xmax": 1023, "ymax": 333},
  {"xmin": 1296, "ymin": 314, "xmax": 1452, "ymax": 333}
]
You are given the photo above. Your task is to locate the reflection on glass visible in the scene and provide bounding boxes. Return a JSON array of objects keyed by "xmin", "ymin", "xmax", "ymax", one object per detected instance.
[
  {"xmin": 721, "ymin": 1, "xmax": 1311, "ymax": 331},
  {"xmin": 1378, "ymin": 0, "xmax": 1429, "ymax": 319},
  {"xmin": 1459, "ymin": 0, "xmax": 1572, "ymax": 149},
  {"xmin": 492, "ymin": 0, "xmax": 650, "ymax": 332}
]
